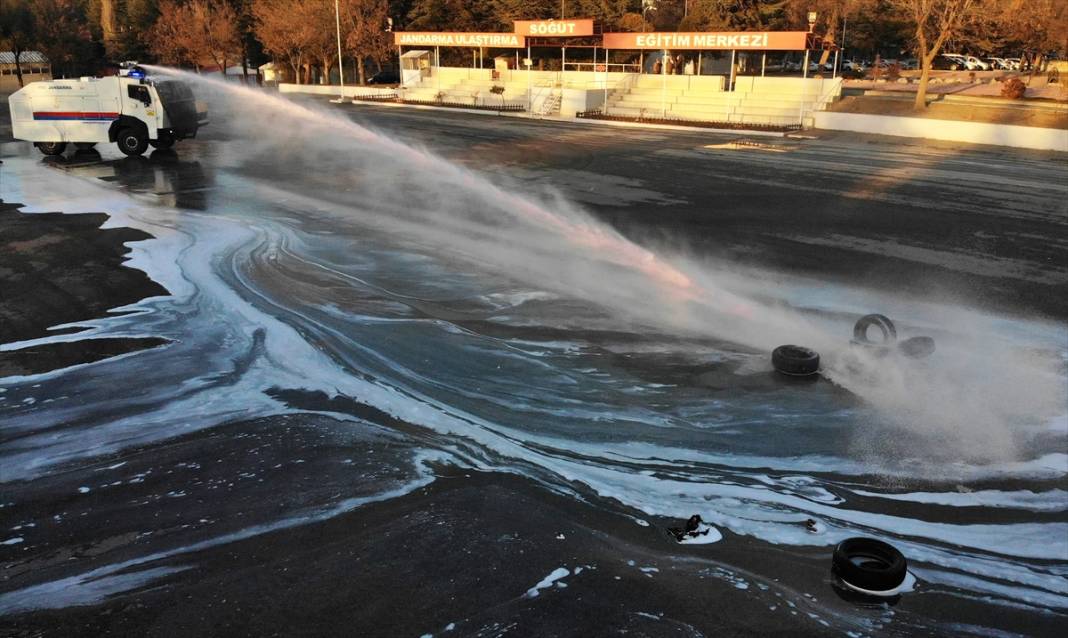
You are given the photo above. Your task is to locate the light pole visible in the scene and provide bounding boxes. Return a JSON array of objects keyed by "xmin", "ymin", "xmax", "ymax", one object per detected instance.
[{"xmin": 331, "ymin": 0, "xmax": 345, "ymax": 102}]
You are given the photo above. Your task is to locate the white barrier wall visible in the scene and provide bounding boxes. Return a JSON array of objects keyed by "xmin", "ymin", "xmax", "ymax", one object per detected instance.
[
  {"xmin": 813, "ymin": 111, "xmax": 1068, "ymax": 152},
  {"xmin": 278, "ymin": 83, "xmax": 397, "ymax": 98},
  {"xmin": 560, "ymin": 88, "xmax": 606, "ymax": 116}
]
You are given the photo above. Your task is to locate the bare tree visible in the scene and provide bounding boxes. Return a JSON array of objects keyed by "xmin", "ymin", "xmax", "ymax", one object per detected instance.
[
  {"xmin": 892, "ymin": 0, "xmax": 980, "ymax": 109},
  {"xmin": 342, "ymin": 0, "xmax": 392, "ymax": 85},
  {"xmin": 31, "ymin": 0, "xmax": 95, "ymax": 79},
  {"xmin": 0, "ymin": 0, "xmax": 36, "ymax": 87},
  {"xmin": 253, "ymin": 0, "xmax": 317, "ymax": 84},
  {"xmin": 191, "ymin": 0, "xmax": 243, "ymax": 74},
  {"xmin": 304, "ymin": 0, "xmax": 342, "ymax": 85},
  {"xmin": 149, "ymin": 1, "xmax": 202, "ymax": 69}
]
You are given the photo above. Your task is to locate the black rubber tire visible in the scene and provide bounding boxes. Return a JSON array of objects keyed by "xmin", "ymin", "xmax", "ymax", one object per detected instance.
[
  {"xmin": 116, "ymin": 127, "xmax": 148, "ymax": 156},
  {"xmin": 34, "ymin": 141, "xmax": 67, "ymax": 156},
  {"xmin": 898, "ymin": 336, "xmax": 935, "ymax": 359},
  {"xmin": 74, "ymin": 142, "xmax": 97, "ymax": 150},
  {"xmin": 149, "ymin": 133, "xmax": 175, "ymax": 150},
  {"xmin": 832, "ymin": 537, "xmax": 907, "ymax": 592},
  {"xmin": 772, "ymin": 345, "xmax": 820, "ymax": 376},
  {"xmin": 853, "ymin": 314, "xmax": 897, "ymax": 345}
]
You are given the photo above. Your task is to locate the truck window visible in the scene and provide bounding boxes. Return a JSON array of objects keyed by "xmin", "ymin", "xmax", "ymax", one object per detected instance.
[{"xmin": 127, "ymin": 84, "xmax": 151, "ymax": 105}]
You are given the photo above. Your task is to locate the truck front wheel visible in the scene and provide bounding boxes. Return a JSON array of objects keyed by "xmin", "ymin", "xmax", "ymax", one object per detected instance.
[
  {"xmin": 117, "ymin": 128, "xmax": 148, "ymax": 156},
  {"xmin": 34, "ymin": 142, "xmax": 67, "ymax": 156},
  {"xmin": 149, "ymin": 133, "xmax": 175, "ymax": 150}
]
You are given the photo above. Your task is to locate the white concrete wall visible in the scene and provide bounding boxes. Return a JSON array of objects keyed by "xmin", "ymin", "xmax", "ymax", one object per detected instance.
[
  {"xmin": 278, "ymin": 83, "xmax": 397, "ymax": 98},
  {"xmin": 813, "ymin": 111, "xmax": 1068, "ymax": 152},
  {"xmin": 559, "ymin": 88, "xmax": 606, "ymax": 117}
]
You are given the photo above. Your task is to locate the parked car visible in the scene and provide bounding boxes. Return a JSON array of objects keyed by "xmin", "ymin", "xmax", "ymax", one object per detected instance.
[
  {"xmin": 963, "ymin": 55, "xmax": 991, "ymax": 70},
  {"xmin": 900, "ymin": 58, "xmax": 919, "ymax": 70},
  {"xmin": 842, "ymin": 59, "xmax": 867, "ymax": 72},
  {"xmin": 1004, "ymin": 57, "xmax": 1022, "ymax": 70},
  {"xmin": 934, "ymin": 54, "xmax": 966, "ymax": 70},
  {"xmin": 985, "ymin": 57, "xmax": 1010, "ymax": 70},
  {"xmin": 367, "ymin": 70, "xmax": 399, "ymax": 85}
]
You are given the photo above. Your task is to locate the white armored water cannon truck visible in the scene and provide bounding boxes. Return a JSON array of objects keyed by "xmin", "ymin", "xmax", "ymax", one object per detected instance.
[{"xmin": 8, "ymin": 62, "xmax": 207, "ymax": 157}]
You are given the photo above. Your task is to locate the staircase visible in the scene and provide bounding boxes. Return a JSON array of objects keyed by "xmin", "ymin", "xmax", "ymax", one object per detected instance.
[
  {"xmin": 604, "ymin": 75, "xmax": 842, "ymax": 127},
  {"xmin": 536, "ymin": 92, "xmax": 562, "ymax": 116}
]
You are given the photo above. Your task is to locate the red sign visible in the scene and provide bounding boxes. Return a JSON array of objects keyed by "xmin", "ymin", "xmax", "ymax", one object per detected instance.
[
  {"xmin": 602, "ymin": 32, "xmax": 810, "ymax": 51},
  {"xmin": 394, "ymin": 32, "xmax": 525, "ymax": 48},
  {"xmin": 514, "ymin": 19, "xmax": 595, "ymax": 37}
]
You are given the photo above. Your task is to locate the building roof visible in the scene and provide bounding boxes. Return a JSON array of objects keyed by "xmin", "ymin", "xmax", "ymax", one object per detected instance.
[{"xmin": 0, "ymin": 51, "xmax": 49, "ymax": 64}]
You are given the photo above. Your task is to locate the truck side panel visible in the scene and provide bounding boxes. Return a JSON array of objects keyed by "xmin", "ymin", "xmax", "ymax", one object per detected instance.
[{"xmin": 11, "ymin": 83, "xmax": 116, "ymax": 144}]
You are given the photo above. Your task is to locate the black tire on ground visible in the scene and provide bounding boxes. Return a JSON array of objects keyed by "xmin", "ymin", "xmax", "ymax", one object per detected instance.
[
  {"xmin": 898, "ymin": 336, "xmax": 936, "ymax": 359},
  {"xmin": 772, "ymin": 345, "xmax": 820, "ymax": 376},
  {"xmin": 74, "ymin": 142, "xmax": 97, "ymax": 150},
  {"xmin": 116, "ymin": 127, "xmax": 148, "ymax": 156},
  {"xmin": 34, "ymin": 142, "xmax": 67, "ymax": 156},
  {"xmin": 149, "ymin": 133, "xmax": 175, "ymax": 150},
  {"xmin": 832, "ymin": 537, "xmax": 908, "ymax": 593},
  {"xmin": 853, "ymin": 314, "xmax": 897, "ymax": 345}
]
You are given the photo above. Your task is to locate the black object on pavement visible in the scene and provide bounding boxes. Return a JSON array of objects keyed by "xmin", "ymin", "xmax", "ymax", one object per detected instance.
[
  {"xmin": 772, "ymin": 345, "xmax": 820, "ymax": 376},
  {"xmin": 898, "ymin": 336, "xmax": 936, "ymax": 359},
  {"xmin": 852, "ymin": 314, "xmax": 898, "ymax": 345},
  {"xmin": 832, "ymin": 537, "xmax": 908, "ymax": 593},
  {"xmin": 668, "ymin": 514, "xmax": 709, "ymax": 542}
]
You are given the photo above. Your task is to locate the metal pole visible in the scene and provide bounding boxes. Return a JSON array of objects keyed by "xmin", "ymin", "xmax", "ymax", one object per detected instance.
[
  {"xmin": 762, "ymin": 52, "xmax": 766, "ymax": 77},
  {"xmin": 833, "ymin": 49, "xmax": 839, "ymax": 78},
  {"xmin": 729, "ymin": 49, "xmax": 736, "ymax": 90},
  {"xmin": 803, "ymin": 49, "xmax": 810, "ymax": 78},
  {"xmin": 842, "ymin": 15, "xmax": 848, "ymax": 64},
  {"xmin": 333, "ymin": 0, "xmax": 344, "ymax": 98},
  {"xmin": 527, "ymin": 43, "xmax": 532, "ymax": 116},
  {"xmin": 436, "ymin": 46, "xmax": 440, "ymax": 88},
  {"xmin": 603, "ymin": 46, "xmax": 608, "ymax": 114},
  {"xmin": 697, "ymin": 51, "xmax": 702, "ymax": 76},
  {"xmin": 661, "ymin": 49, "xmax": 667, "ymax": 118}
]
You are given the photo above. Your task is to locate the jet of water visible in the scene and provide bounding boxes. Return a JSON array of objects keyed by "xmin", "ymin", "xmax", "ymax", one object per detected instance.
[{"xmin": 143, "ymin": 66, "xmax": 1066, "ymax": 466}]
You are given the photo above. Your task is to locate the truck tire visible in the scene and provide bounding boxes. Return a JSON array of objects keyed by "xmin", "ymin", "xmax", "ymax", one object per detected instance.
[
  {"xmin": 34, "ymin": 142, "xmax": 67, "ymax": 156},
  {"xmin": 832, "ymin": 537, "xmax": 907, "ymax": 593},
  {"xmin": 149, "ymin": 133, "xmax": 175, "ymax": 150},
  {"xmin": 117, "ymin": 128, "xmax": 148, "ymax": 157},
  {"xmin": 852, "ymin": 314, "xmax": 897, "ymax": 345},
  {"xmin": 772, "ymin": 345, "xmax": 820, "ymax": 376}
]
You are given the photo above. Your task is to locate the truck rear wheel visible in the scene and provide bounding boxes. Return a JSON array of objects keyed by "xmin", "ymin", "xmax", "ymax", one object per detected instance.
[
  {"xmin": 149, "ymin": 133, "xmax": 175, "ymax": 150},
  {"xmin": 34, "ymin": 142, "xmax": 67, "ymax": 156},
  {"xmin": 117, "ymin": 128, "xmax": 148, "ymax": 156}
]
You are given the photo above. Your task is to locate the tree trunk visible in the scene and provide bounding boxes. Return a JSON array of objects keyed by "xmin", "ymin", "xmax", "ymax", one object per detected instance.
[
  {"xmin": 13, "ymin": 48, "xmax": 24, "ymax": 88},
  {"xmin": 915, "ymin": 56, "xmax": 933, "ymax": 110},
  {"xmin": 241, "ymin": 39, "xmax": 249, "ymax": 85},
  {"xmin": 322, "ymin": 58, "xmax": 332, "ymax": 85},
  {"xmin": 357, "ymin": 57, "xmax": 366, "ymax": 85}
]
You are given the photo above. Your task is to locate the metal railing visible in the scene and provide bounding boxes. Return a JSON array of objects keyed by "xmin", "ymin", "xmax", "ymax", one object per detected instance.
[{"xmin": 563, "ymin": 62, "xmax": 641, "ymax": 73}]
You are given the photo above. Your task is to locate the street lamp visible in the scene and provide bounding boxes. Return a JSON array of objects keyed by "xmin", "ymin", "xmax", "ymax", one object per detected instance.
[
  {"xmin": 807, "ymin": 11, "xmax": 818, "ymax": 33},
  {"xmin": 330, "ymin": 0, "xmax": 346, "ymax": 103}
]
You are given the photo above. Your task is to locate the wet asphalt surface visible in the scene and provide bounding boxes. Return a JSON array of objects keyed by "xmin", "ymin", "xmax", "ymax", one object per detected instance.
[{"xmin": 0, "ymin": 99, "xmax": 1066, "ymax": 638}]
